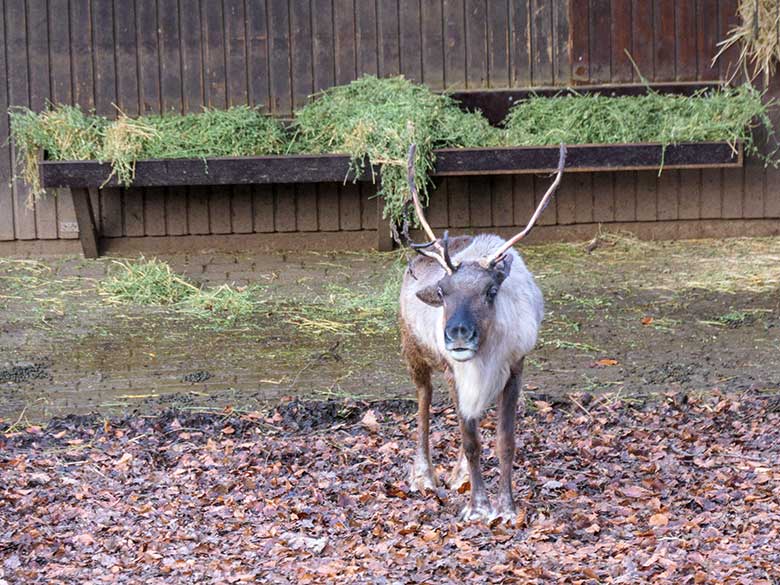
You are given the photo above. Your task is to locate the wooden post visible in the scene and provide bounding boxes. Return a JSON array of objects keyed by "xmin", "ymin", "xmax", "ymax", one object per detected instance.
[
  {"xmin": 376, "ymin": 193, "xmax": 395, "ymax": 251},
  {"xmin": 70, "ymin": 187, "xmax": 99, "ymax": 258}
]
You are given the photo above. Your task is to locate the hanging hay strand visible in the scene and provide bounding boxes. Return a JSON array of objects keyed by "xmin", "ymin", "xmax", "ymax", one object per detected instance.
[{"xmin": 714, "ymin": 0, "xmax": 780, "ymax": 83}]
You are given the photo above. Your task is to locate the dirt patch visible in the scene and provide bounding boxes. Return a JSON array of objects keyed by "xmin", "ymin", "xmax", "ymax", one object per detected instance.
[
  {"xmin": 2, "ymin": 391, "xmax": 778, "ymax": 583},
  {"xmin": 1, "ymin": 237, "xmax": 780, "ymax": 423}
]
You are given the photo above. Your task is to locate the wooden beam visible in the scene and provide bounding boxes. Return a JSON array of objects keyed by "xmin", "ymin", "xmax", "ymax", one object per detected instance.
[
  {"xmin": 376, "ymin": 193, "xmax": 395, "ymax": 251},
  {"xmin": 70, "ymin": 187, "xmax": 99, "ymax": 258},
  {"xmin": 41, "ymin": 142, "xmax": 742, "ymax": 189}
]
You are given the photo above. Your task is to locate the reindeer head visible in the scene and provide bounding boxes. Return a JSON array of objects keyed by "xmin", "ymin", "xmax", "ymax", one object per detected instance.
[
  {"xmin": 403, "ymin": 142, "xmax": 566, "ymax": 362},
  {"xmin": 415, "ymin": 254, "xmax": 514, "ymax": 361}
]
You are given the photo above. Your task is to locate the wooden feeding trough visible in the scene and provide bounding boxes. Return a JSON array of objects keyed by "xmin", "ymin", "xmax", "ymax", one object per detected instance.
[{"xmin": 38, "ymin": 82, "xmax": 744, "ymax": 257}]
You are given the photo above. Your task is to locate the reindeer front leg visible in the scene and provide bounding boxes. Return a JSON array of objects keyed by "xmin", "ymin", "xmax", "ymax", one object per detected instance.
[
  {"xmin": 495, "ymin": 359, "xmax": 522, "ymax": 522},
  {"xmin": 458, "ymin": 414, "xmax": 492, "ymax": 521},
  {"xmin": 408, "ymin": 363, "xmax": 437, "ymax": 492}
]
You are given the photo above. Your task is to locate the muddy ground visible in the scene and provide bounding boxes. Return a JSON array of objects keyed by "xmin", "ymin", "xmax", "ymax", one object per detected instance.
[{"xmin": 1, "ymin": 234, "xmax": 780, "ymax": 424}]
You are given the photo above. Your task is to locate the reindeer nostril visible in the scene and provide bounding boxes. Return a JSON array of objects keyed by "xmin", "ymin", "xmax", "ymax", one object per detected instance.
[{"xmin": 446, "ymin": 323, "xmax": 476, "ymax": 344}]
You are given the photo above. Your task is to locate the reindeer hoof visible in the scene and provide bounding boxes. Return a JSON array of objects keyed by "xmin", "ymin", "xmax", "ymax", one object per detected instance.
[
  {"xmin": 459, "ymin": 501, "xmax": 493, "ymax": 522},
  {"xmin": 408, "ymin": 464, "xmax": 437, "ymax": 493},
  {"xmin": 491, "ymin": 506, "xmax": 518, "ymax": 525},
  {"xmin": 447, "ymin": 458, "xmax": 470, "ymax": 492}
]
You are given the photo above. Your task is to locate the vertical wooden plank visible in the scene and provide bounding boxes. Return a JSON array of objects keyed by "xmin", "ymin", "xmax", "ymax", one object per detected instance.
[
  {"xmin": 290, "ymin": 0, "xmax": 314, "ymax": 108},
  {"xmin": 531, "ymin": 0, "xmax": 553, "ymax": 85},
  {"xmin": 465, "ymin": 0, "xmax": 487, "ymax": 88},
  {"xmin": 159, "ymin": 0, "xmax": 182, "ymax": 113},
  {"xmin": 339, "ymin": 183, "xmax": 362, "ymax": 230},
  {"xmin": 92, "ymin": 0, "xmax": 122, "ymax": 239},
  {"xmin": 312, "ymin": 0, "xmax": 335, "ymax": 91},
  {"xmin": 530, "ymin": 0, "xmax": 553, "ymax": 85},
  {"xmin": 136, "ymin": 0, "xmax": 165, "ymax": 235},
  {"xmin": 592, "ymin": 173, "xmax": 614, "ymax": 223},
  {"xmin": 764, "ymin": 167, "xmax": 780, "ymax": 218},
  {"xmin": 676, "ymin": 0, "xmax": 697, "ymax": 80},
  {"xmin": 491, "ymin": 177, "xmax": 513, "ymax": 227},
  {"xmin": 611, "ymin": 1, "xmax": 633, "ymax": 82},
  {"xmin": 296, "ymin": 185, "xmax": 319, "ymax": 232},
  {"xmin": 333, "ymin": 0, "xmax": 357, "ymax": 86},
  {"xmin": 224, "ymin": 0, "xmax": 249, "ymax": 107},
  {"xmin": 0, "ymin": 0, "xmax": 14, "ymax": 240},
  {"xmin": 202, "ymin": 0, "xmax": 227, "ymax": 108},
  {"xmin": 317, "ymin": 185, "xmax": 340, "ymax": 231},
  {"xmin": 427, "ymin": 180, "xmax": 449, "ymax": 229},
  {"xmin": 552, "ymin": 0, "xmax": 570, "ymax": 85},
  {"xmin": 421, "ymin": 0, "xmax": 445, "ymax": 89},
  {"xmin": 113, "ymin": 0, "xmax": 138, "ymax": 238},
  {"xmin": 180, "ymin": 0, "xmax": 204, "ymax": 112},
  {"xmin": 6, "ymin": 0, "xmax": 36, "ymax": 239},
  {"xmin": 448, "ymin": 178, "xmax": 470, "ymax": 227},
  {"xmin": 697, "ymin": 0, "xmax": 719, "ymax": 80},
  {"xmin": 588, "ymin": 0, "xmax": 611, "ymax": 83},
  {"xmin": 361, "ymin": 183, "xmax": 376, "ymax": 230},
  {"xmin": 70, "ymin": 0, "xmax": 95, "ymax": 109},
  {"xmin": 275, "ymin": 185, "xmax": 297, "ymax": 232},
  {"xmin": 631, "ymin": 0, "xmax": 654, "ymax": 81},
  {"xmin": 653, "ymin": 0, "xmax": 676, "ymax": 81},
  {"xmin": 443, "ymin": 0, "xmax": 466, "ymax": 89},
  {"xmin": 137, "ymin": 0, "xmax": 161, "ymax": 113},
  {"xmin": 114, "ymin": 0, "xmax": 140, "ymax": 115},
  {"xmin": 159, "ymin": 1, "xmax": 187, "ymax": 235},
  {"xmin": 377, "ymin": 0, "xmax": 400, "ymax": 76},
  {"xmin": 635, "ymin": 171, "xmax": 657, "ymax": 221},
  {"xmin": 48, "ymin": 0, "xmax": 71, "ymax": 105},
  {"xmin": 202, "ymin": 0, "xmax": 230, "ymax": 234},
  {"xmin": 570, "ymin": 0, "xmax": 589, "ymax": 83},
  {"xmin": 743, "ymin": 166, "xmax": 766, "ymax": 219},
  {"xmin": 721, "ymin": 167, "xmax": 743, "ymax": 218},
  {"xmin": 679, "ymin": 171, "xmax": 701, "ymax": 220},
  {"xmin": 253, "ymin": 185, "xmax": 275, "ymax": 232},
  {"xmin": 718, "ymin": 0, "xmax": 740, "ymax": 80},
  {"xmin": 144, "ymin": 188, "xmax": 167, "ymax": 236},
  {"xmin": 124, "ymin": 188, "xmax": 145, "ymax": 236},
  {"xmin": 574, "ymin": 174, "xmax": 594, "ymax": 224},
  {"xmin": 247, "ymin": 0, "xmax": 270, "ymax": 109},
  {"xmin": 512, "ymin": 176, "xmax": 535, "ymax": 226},
  {"xmin": 28, "ymin": 0, "xmax": 58, "ymax": 239},
  {"xmin": 613, "ymin": 171, "xmax": 637, "ymax": 222},
  {"xmin": 699, "ymin": 169, "xmax": 722, "ymax": 219},
  {"xmin": 188, "ymin": 187, "xmax": 211, "ymax": 234},
  {"xmin": 468, "ymin": 177, "xmax": 491, "ymax": 226},
  {"xmin": 267, "ymin": 0, "xmax": 292, "ymax": 113},
  {"xmin": 399, "ymin": 0, "xmax": 423, "ymax": 82},
  {"xmin": 231, "ymin": 185, "xmax": 254, "ymax": 233},
  {"xmin": 487, "ymin": 0, "xmax": 510, "ymax": 87},
  {"xmin": 555, "ymin": 172, "xmax": 577, "ymax": 225},
  {"xmin": 355, "ymin": 0, "xmax": 378, "ymax": 76},
  {"xmin": 656, "ymin": 170, "xmax": 679, "ymax": 221},
  {"xmin": 534, "ymin": 175, "xmax": 556, "ymax": 225}
]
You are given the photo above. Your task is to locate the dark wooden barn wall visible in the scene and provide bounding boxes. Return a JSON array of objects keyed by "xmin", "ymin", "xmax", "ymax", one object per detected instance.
[{"xmin": 0, "ymin": 0, "xmax": 776, "ymax": 249}]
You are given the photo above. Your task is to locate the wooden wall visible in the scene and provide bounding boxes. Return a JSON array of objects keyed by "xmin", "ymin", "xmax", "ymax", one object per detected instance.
[{"xmin": 0, "ymin": 0, "xmax": 777, "ymax": 252}]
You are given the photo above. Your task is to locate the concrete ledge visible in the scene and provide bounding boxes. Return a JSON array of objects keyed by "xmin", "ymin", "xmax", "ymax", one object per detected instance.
[{"xmin": 1, "ymin": 219, "xmax": 779, "ymax": 258}]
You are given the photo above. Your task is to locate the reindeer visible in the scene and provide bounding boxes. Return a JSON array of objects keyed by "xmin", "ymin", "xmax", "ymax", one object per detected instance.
[{"xmin": 399, "ymin": 143, "xmax": 566, "ymax": 522}]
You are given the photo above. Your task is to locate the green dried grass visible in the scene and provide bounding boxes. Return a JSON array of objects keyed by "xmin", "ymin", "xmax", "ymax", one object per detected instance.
[
  {"xmin": 290, "ymin": 75, "xmax": 501, "ymax": 223},
  {"xmin": 503, "ymin": 84, "xmax": 774, "ymax": 162},
  {"xmin": 9, "ymin": 105, "xmax": 108, "ymax": 200}
]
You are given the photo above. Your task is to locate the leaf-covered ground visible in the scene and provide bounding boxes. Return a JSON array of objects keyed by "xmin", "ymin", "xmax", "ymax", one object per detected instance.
[{"xmin": 2, "ymin": 390, "xmax": 779, "ymax": 584}]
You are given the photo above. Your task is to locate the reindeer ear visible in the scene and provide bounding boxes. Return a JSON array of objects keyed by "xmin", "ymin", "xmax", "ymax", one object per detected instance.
[
  {"xmin": 493, "ymin": 253, "xmax": 514, "ymax": 284},
  {"xmin": 416, "ymin": 284, "xmax": 443, "ymax": 307}
]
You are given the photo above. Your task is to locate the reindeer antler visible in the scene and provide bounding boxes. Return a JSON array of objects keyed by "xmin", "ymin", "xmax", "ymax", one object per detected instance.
[
  {"xmin": 405, "ymin": 144, "xmax": 457, "ymax": 274},
  {"xmin": 483, "ymin": 143, "xmax": 567, "ymax": 267}
]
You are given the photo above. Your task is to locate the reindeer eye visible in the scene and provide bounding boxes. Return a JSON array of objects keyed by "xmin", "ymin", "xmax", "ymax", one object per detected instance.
[{"xmin": 486, "ymin": 286, "xmax": 498, "ymax": 302}]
